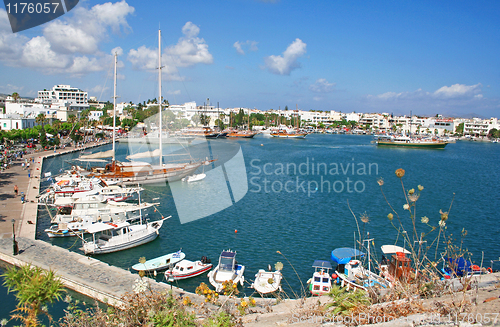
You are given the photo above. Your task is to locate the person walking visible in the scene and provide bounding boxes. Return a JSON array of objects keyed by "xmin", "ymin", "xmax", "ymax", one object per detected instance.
[{"xmin": 14, "ymin": 185, "xmax": 18, "ymax": 197}]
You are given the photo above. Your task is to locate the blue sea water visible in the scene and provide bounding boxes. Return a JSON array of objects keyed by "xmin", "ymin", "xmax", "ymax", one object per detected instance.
[{"xmin": 2, "ymin": 134, "xmax": 499, "ymax": 321}]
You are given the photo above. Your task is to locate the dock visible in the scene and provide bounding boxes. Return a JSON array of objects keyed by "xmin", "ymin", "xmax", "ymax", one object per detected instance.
[{"xmin": 0, "ymin": 141, "xmax": 190, "ymax": 307}]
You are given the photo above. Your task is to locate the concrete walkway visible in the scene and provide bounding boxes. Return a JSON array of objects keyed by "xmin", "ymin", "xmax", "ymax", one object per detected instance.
[{"xmin": 0, "ymin": 142, "xmax": 200, "ymax": 307}]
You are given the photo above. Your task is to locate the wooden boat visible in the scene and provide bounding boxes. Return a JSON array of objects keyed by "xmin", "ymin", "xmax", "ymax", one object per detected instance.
[
  {"xmin": 226, "ymin": 130, "xmax": 257, "ymax": 138},
  {"xmin": 165, "ymin": 256, "xmax": 213, "ymax": 280},
  {"xmin": 379, "ymin": 245, "xmax": 412, "ymax": 284},
  {"xmin": 131, "ymin": 250, "xmax": 185, "ymax": 272},
  {"xmin": 376, "ymin": 135, "xmax": 447, "ymax": 149},
  {"xmin": 207, "ymin": 250, "xmax": 245, "ymax": 292},
  {"xmin": 270, "ymin": 130, "xmax": 307, "ymax": 138},
  {"xmin": 83, "ymin": 31, "xmax": 209, "ymax": 185},
  {"xmin": 307, "ymin": 260, "xmax": 332, "ymax": 296},
  {"xmin": 251, "ymin": 266, "xmax": 283, "ymax": 295},
  {"xmin": 80, "ymin": 216, "xmax": 170, "ymax": 255}
]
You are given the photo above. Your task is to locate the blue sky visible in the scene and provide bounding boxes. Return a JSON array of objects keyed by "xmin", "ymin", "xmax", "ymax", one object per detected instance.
[{"xmin": 1, "ymin": 0, "xmax": 499, "ymax": 117}]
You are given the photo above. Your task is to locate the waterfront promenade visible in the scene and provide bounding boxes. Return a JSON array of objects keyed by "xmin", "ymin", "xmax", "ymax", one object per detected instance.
[{"xmin": 0, "ymin": 142, "xmax": 194, "ymax": 307}]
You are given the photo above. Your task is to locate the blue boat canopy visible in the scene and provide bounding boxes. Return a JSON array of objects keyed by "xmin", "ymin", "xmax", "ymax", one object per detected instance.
[
  {"xmin": 221, "ymin": 251, "xmax": 236, "ymax": 258},
  {"xmin": 312, "ymin": 260, "xmax": 332, "ymax": 269},
  {"xmin": 331, "ymin": 247, "xmax": 365, "ymax": 265}
]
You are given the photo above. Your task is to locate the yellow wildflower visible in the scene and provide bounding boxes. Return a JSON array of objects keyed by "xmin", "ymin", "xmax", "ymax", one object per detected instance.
[{"xmin": 395, "ymin": 168, "xmax": 405, "ymax": 178}]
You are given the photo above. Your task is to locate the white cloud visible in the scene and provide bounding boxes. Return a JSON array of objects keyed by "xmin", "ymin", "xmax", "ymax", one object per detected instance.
[
  {"xmin": 128, "ymin": 22, "xmax": 213, "ymax": 80},
  {"xmin": 264, "ymin": 38, "xmax": 306, "ymax": 75},
  {"xmin": 370, "ymin": 84, "xmax": 484, "ymax": 102},
  {"xmin": 233, "ymin": 40, "xmax": 258, "ymax": 55},
  {"xmin": 0, "ymin": 2, "xmax": 134, "ymax": 75},
  {"xmin": 433, "ymin": 83, "xmax": 482, "ymax": 99},
  {"xmin": 0, "ymin": 84, "xmax": 24, "ymax": 93},
  {"xmin": 309, "ymin": 78, "xmax": 335, "ymax": 93}
]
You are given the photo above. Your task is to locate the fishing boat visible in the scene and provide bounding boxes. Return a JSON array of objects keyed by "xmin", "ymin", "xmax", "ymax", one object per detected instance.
[
  {"xmin": 251, "ymin": 264, "xmax": 283, "ymax": 295},
  {"xmin": 379, "ymin": 245, "xmax": 412, "ymax": 284},
  {"xmin": 131, "ymin": 250, "xmax": 185, "ymax": 272},
  {"xmin": 376, "ymin": 135, "xmax": 448, "ymax": 149},
  {"xmin": 207, "ymin": 250, "xmax": 245, "ymax": 292},
  {"xmin": 165, "ymin": 256, "xmax": 213, "ymax": 280},
  {"xmin": 307, "ymin": 260, "xmax": 333, "ymax": 296},
  {"xmin": 80, "ymin": 216, "xmax": 170, "ymax": 255},
  {"xmin": 332, "ymin": 247, "xmax": 390, "ymax": 291}
]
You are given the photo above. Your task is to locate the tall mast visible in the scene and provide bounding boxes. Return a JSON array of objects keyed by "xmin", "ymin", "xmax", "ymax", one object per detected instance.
[
  {"xmin": 158, "ymin": 29, "xmax": 163, "ymax": 166},
  {"xmin": 112, "ymin": 52, "xmax": 117, "ymax": 162}
]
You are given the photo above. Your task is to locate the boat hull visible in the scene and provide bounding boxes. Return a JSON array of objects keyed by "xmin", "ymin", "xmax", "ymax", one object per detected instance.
[
  {"xmin": 376, "ymin": 141, "xmax": 447, "ymax": 149},
  {"xmin": 252, "ymin": 270, "xmax": 282, "ymax": 294},
  {"xmin": 131, "ymin": 251, "xmax": 185, "ymax": 272}
]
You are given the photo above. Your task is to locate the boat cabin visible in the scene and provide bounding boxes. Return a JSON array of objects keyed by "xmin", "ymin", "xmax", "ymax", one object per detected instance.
[
  {"xmin": 388, "ymin": 252, "xmax": 412, "ymax": 281},
  {"xmin": 219, "ymin": 251, "xmax": 236, "ymax": 273},
  {"xmin": 309, "ymin": 260, "xmax": 333, "ymax": 296}
]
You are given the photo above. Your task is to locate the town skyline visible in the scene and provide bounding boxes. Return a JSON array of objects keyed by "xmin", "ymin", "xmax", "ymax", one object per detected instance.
[{"xmin": 1, "ymin": 1, "xmax": 499, "ymax": 118}]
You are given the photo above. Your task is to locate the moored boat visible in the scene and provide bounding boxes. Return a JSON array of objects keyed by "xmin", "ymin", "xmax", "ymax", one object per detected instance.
[
  {"xmin": 251, "ymin": 263, "xmax": 283, "ymax": 295},
  {"xmin": 307, "ymin": 260, "xmax": 333, "ymax": 296},
  {"xmin": 80, "ymin": 216, "xmax": 169, "ymax": 255},
  {"xmin": 207, "ymin": 250, "xmax": 245, "ymax": 292},
  {"xmin": 165, "ymin": 256, "xmax": 213, "ymax": 280},
  {"xmin": 131, "ymin": 250, "xmax": 185, "ymax": 272}
]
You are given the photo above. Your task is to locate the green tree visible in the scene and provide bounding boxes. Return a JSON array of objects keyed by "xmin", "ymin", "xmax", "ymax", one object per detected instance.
[
  {"xmin": 11, "ymin": 92, "xmax": 20, "ymax": 102},
  {"xmin": 2, "ymin": 264, "xmax": 65, "ymax": 326},
  {"xmin": 200, "ymin": 113, "xmax": 211, "ymax": 126},
  {"xmin": 191, "ymin": 114, "xmax": 200, "ymax": 126},
  {"xmin": 455, "ymin": 122, "xmax": 464, "ymax": 135}
]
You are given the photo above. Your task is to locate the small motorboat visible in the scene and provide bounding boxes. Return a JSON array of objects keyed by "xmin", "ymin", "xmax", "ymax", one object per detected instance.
[
  {"xmin": 165, "ymin": 256, "xmax": 212, "ymax": 280},
  {"xmin": 251, "ymin": 263, "xmax": 283, "ymax": 295},
  {"xmin": 181, "ymin": 173, "xmax": 206, "ymax": 182},
  {"xmin": 208, "ymin": 249, "xmax": 245, "ymax": 292},
  {"xmin": 132, "ymin": 250, "xmax": 185, "ymax": 272}
]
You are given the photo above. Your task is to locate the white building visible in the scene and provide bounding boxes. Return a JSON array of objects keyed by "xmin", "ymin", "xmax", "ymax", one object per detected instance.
[
  {"xmin": 0, "ymin": 114, "xmax": 36, "ymax": 131},
  {"xmin": 36, "ymin": 85, "xmax": 89, "ymax": 120},
  {"xmin": 464, "ymin": 118, "xmax": 499, "ymax": 137}
]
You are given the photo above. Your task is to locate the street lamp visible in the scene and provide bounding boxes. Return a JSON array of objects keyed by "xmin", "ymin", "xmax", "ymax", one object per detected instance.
[{"xmin": 12, "ymin": 219, "xmax": 18, "ymax": 255}]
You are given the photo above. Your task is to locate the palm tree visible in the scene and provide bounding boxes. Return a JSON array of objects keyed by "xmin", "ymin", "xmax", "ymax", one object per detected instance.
[{"xmin": 11, "ymin": 92, "xmax": 20, "ymax": 102}]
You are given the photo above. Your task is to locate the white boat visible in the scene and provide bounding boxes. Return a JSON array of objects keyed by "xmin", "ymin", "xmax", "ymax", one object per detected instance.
[
  {"xmin": 207, "ymin": 250, "xmax": 245, "ymax": 292},
  {"xmin": 251, "ymin": 266, "xmax": 283, "ymax": 295},
  {"xmin": 181, "ymin": 173, "xmax": 206, "ymax": 182},
  {"xmin": 45, "ymin": 194, "xmax": 158, "ymax": 238},
  {"xmin": 307, "ymin": 260, "xmax": 332, "ymax": 296},
  {"xmin": 165, "ymin": 256, "xmax": 213, "ymax": 280},
  {"xmin": 131, "ymin": 250, "xmax": 185, "ymax": 272},
  {"xmin": 376, "ymin": 135, "xmax": 448, "ymax": 149},
  {"xmin": 80, "ymin": 216, "xmax": 170, "ymax": 255}
]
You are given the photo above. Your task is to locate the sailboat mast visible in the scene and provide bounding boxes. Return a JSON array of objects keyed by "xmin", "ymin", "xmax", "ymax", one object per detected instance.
[
  {"xmin": 112, "ymin": 52, "xmax": 117, "ymax": 162},
  {"xmin": 158, "ymin": 29, "xmax": 163, "ymax": 166}
]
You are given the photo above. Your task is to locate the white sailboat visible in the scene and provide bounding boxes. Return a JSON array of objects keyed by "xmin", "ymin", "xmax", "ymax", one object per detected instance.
[{"xmin": 86, "ymin": 31, "xmax": 209, "ymax": 185}]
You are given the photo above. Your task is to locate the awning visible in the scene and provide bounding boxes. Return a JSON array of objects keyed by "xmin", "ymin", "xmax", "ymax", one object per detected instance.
[{"xmin": 331, "ymin": 247, "xmax": 365, "ymax": 264}]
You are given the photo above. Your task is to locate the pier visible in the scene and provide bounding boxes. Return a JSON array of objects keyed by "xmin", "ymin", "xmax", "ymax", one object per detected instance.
[{"xmin": 0, "ymin": 141, "xmax": 188, "ymax": 307}]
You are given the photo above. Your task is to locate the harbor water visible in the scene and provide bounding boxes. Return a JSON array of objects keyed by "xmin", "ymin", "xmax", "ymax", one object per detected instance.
[{"xmin": 29, "ymin": 134, "xmax": 500, "ymax": 299}]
